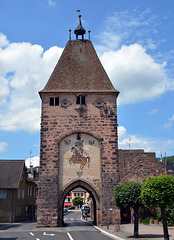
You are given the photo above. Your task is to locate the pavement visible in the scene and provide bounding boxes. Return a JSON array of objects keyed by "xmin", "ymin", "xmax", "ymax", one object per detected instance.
[{"xmin": 95, "ymin": 223, "xmax": 174, "ymax": 240}]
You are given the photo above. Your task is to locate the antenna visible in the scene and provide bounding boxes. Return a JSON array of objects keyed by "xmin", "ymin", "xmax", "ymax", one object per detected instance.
[
  {"xmin": 30, "ymin": 150, "xmax": 33, "ymax": 167},
  {"xmin": 129, "ymin": 138, "xmax": 131, "ymax": 150}
]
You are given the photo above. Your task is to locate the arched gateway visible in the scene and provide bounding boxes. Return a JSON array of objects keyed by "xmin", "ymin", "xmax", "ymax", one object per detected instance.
[{"xmin": 37, "ymin": 15, "xmax": 120, "ymax": 227}]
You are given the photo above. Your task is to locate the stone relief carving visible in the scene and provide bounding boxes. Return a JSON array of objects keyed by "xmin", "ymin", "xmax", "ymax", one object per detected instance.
[
  {"xmin": 61, "ymin": 99, "xmax": 71, "ymax": 108},
  {"xmin": 64, "ymin": 139, "xmax": 71, "ymax": 145},
  {"xmin": 89, "ymin": 139, "xmax": 95, "ymax": 145},
  {"xmin": 75, "ymin": 105, "xmax": 87, "ymax": 116},
  {"xmin": 100, "ymin": 103, "xmax": 114, "ymax": 117},
  {"xmin": 93, "ymin": 98, "xmax": 105, "ymax": 108}
]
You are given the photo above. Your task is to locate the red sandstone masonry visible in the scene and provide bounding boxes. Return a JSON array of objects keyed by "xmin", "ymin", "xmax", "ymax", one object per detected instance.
[
  {"xmin": 119, "ymin": 150, "xmax": 166, "ymax": 183},
  {"xmin": 37, "ymin": 92, "xmax": 119, "ymax": 226}
]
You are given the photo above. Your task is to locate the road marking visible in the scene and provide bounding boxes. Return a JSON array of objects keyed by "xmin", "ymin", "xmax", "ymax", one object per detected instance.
[
  {"xmin": 67, "ymin": 232, "xmax": 74, "ymax": 240},
  {"xmin": 36, "ymin": 238, "xmax": 40, "ymax": 240},
  {"xmin": 30, "ymin": 232, "xmax": 34, "ymax": 236},
  {"xmin": 43, "ymin": 232, "xmax": 55, "ymax": 236}
]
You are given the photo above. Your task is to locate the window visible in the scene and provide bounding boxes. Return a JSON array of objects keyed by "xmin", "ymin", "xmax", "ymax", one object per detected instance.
[
  {"xmin": 76, "ymin": 95, "xmax": 86, "ymax": 105},
  {"xmin": 18, "ymin": 189, "xmax": 21, "ymax": 199},
  {"xmin": 50, "ymin": 97, "xmax": 59, "ymax": 106},
  {"xmin": 0, "ymin": 189, "xmax": 7, "ymax": 199},
  {"xmin": 81, "ymin": 193, "xmax": 83, "ymax": 197},
  {"xmin": 74, "ymin": 193, "xmax": 76, "ymax": 196},
  {"xmin": 78, "ymin": 193, "xmax": 80, "ymax": 196},
  {"xmin": 22, "ymin": 190, "xmax": 24, "ymax": 200}
]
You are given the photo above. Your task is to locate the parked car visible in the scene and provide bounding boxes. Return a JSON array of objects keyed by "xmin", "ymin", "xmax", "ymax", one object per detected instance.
[{"xmin": 68, "ymin": 206, "xmax": 75, "ymax": 210}]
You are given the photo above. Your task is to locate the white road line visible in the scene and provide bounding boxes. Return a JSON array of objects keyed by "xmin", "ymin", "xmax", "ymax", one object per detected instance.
[
  {"xmin": 36, "ymin": 238, "xmax": 40, "ymax": 240},
  {"xmin": 30, "ymin": 232, "xmax": 35, "ymax": 236},
  {"xmin": 67, "ymin": 232, "xmax": 74, "ymax": 240}
]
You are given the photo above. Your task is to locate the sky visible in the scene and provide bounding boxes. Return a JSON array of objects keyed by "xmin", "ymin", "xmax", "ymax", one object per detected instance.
[{"xmin": 0, "ymin": 0, "xmax": 174, "ymax": 167}]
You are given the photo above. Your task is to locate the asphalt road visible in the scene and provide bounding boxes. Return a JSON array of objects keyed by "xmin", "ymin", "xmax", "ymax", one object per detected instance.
[{"xmin": 0, "ymin": 210, "xmax": 112, "ymax": 240}]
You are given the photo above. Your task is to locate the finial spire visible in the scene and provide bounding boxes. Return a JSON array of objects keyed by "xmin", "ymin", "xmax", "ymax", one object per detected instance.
[
  {"xmin": 88, "ymin": 30, "xmax": 91, "ymax": 40},
  {"xmin": 69, "ymin": 28, "xmax": 71, "ymax": 40},
  {"xmin": 74, "ymin": 14, "xmax": 86, "ymax": 40}
]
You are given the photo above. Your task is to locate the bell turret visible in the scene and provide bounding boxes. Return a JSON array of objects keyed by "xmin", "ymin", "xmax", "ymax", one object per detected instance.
[{"xmin": 74, "ymin": 15, "xmax": 86, "ymax": 40}]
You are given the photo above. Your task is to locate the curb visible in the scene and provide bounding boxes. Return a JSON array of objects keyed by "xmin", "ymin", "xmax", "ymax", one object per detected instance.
[
  {"xmin": 93, "ymin": 225, "xmax": 125, "ymax": 240},
  {"xmin": 81, "ymin": 218, "xmax": 125, "ymax": 240}
]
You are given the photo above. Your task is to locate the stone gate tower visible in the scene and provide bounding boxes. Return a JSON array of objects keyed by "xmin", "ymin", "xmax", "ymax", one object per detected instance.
[{"xmin": 37, "ymin": 15, "xmax": 120, "ymax": 227}]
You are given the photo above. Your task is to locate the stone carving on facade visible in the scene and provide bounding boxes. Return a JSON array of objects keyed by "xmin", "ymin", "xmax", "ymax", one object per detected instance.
[
  {"xmin": 61, "ymin": 99, "xmax": 71, "ymax": 108},
  {"xmin": 93, "ymin": 98, "xmax": 105, "ymax": 108},
  {"xmin": 89, "ymin": 139, "xmax": 95, "ymax": 145},
  {"xmin": 100, "ymin": 103, "xmax": 114, "ymax": 117},
  {"xmin": 69, "ymin": 139, "xmax": 90, "ymax": 176},
  {"xmin": 75, "ymin": 105, "xmax": 87, "ymax": 116},
  {"xmin": 64, "ymin": 139, "xmax": 71, "ymax": 145}
]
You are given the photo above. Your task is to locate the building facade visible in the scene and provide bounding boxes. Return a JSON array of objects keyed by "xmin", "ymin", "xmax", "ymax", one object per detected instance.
[
  {"xmin": 37, "ymin": 15, "xmax": 120, "ymax": 227},
  {"xmin": 0, "ymin": 160, "xmax": 37, "ymax": 223},
  {"xmin": 37, "ymin": 15, "xmax": 167, "ymax": 227}
]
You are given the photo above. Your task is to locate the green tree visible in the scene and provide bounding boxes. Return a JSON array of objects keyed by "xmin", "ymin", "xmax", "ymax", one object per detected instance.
[
  {"xmin": 72, "ymin": 196, "xmax": 83, "ymax": 207},
  {"xmin": 114, "ymin": 182, "xmax": 142, "ymax": 238},
  {"xmin": 141, "ymin": 175, "xmax": 174, "ymax": 240}
]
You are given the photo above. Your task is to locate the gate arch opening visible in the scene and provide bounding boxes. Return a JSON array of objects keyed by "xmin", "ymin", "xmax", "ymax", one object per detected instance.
[{"xmin": 58, "ymin": 180, "xmax": 100, "ymax": 226}]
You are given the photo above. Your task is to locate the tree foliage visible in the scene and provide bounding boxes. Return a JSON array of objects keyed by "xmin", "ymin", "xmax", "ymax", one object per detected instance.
[
  {"xmin": 114, "ymin": 182, "xmax": 142, "ymax": 238},
  {"xmin": 141, "ymin": 175, "xmax": 174, "ymax": 208},
  {"xmin": 114, "ymin": 182, "xmax": 142, "ymax": 209},
  {"xmin": 141, "ymin": 175, "xmax": 174, "ymax": 240},
  {"xmin": 157, "ymin": 204, "xmax": 174, "ymax": 226},
  {"xmin": 72, "ymin": 196, "xmax": 83, "ymax": 207}
]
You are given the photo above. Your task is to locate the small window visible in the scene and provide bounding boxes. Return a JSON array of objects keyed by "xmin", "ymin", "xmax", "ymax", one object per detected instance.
[
  {"xmin": 18, "ymin": 189, "xmax": 21, "ymax": 199},
  {"xmin": 78, "ymin": 193, "xmax": 80, "ymax": 196},
  {"xmin": 76, "ymin": 95, "xmax": 86, "ymax": 105},
  {"xmin": 0, "ymin": 189, "xmax": 7, "ymax": 199},
  {"xmin": 81, "ymin": 193, "xmax": 83, "ymax": 197},
  {"xmin": 22, "ymin": 190, "xmax": 25, "ymax": 200},
  {"xmin": 74, "ymin": 193, "xmax": 76, "ymax": 196},
  {"xmin": 50, "ymin": 97, "xmax": 59, "ymax": 106}
]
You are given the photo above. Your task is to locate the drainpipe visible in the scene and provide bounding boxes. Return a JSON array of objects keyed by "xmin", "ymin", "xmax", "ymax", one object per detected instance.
[{"xmin": 11, "ymin": 190, "xmax": 14, "ymax": 223}]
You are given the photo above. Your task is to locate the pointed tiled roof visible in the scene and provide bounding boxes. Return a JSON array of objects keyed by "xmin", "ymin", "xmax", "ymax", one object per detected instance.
[
  {"xmin": 0, "ymin": 160, "xmax": 25, "ymax": 189},
  {"xmin": 40, "ymin": 40, "xmax": 118, "ymax": 94}
]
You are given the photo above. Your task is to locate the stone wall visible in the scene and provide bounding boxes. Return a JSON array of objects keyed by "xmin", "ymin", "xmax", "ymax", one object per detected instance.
[
  {"xmin": 37, "ymin": 92, "xmax": 119, "ymax": 226},
  {"xmin": 119, "ymin": 149, "xmax": 166, "ymax": 183}
]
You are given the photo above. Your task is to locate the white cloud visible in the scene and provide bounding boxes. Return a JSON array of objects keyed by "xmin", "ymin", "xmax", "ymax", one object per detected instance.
[
  {"xmin": 96, "ymin": 8, "xmax": 159, "ymax": 53},
  {"xmin": 118, "ymin": 126, "xmax": 174, "ymax": 157},
  {"xmin": 147, "ymin": 108, "xmax": 159, "ymax": 115},
  {"xmin": 118, "ymin": 126, "xmax": 127, "ymax": 139},
  {"xmin": 25, "ymin": 155, "xmax": 40, "ymax": 168},
  {"xmin": 169, "ymin": 115, "xmax": 174, "ymax": 121},
  {"xmin": 48, "ymin": 0, "xmax": 56, "ymax": 7},
  {"xmin": 164, "ymin": 114, "xmax": 174, "ymax": 129},
  {"xmin": 0, "ymin": 142, "xmax": 8, "ymax": 152},
  {"xmin": 0, "ymin": 33, "xmax": 9, "ymax": 48},
  {"xmin": 100, "ymin": 43, "xmax": 168, "ymax": 105},
  {"xmin": 0, "ymin": 35, "xmax": 63, "ymax": 132}
]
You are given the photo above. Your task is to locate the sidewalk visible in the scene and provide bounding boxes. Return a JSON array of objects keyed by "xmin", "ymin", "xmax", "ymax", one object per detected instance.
[{"xmin": 96, "ymin": 224, "xmax": 174, "ymax": 240}]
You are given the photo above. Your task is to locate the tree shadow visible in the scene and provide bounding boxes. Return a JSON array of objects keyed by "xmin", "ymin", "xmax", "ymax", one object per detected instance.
[
  {"xmin": 0, "ymin": 224, "xmax": 22, "ymax": 230},
  {"xmin": 128, "ymin": 234, "xmax": 165, "ymax": 238},
  {"xmin": 0, "ymin": 238, "xmax": 17, "ymax": 240}
]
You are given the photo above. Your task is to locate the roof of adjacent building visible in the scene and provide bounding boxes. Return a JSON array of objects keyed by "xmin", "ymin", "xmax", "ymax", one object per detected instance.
[
  {"xmin": 0, "ymin": 160, "xmax": 25, "ymax": 189},
  {"xmin": 40, "ymin": 39, "xmax": 119, "ymax": 94}
]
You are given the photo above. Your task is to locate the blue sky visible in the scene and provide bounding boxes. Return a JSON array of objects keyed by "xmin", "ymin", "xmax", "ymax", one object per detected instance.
[{"xmin": 0, "ymin": 0, "xmax": 174, "ymax": 166}]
